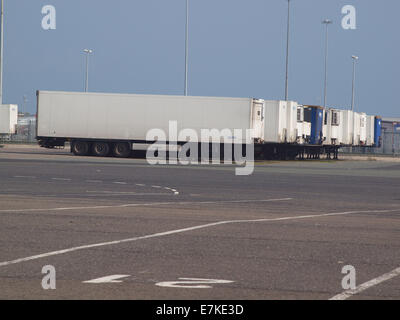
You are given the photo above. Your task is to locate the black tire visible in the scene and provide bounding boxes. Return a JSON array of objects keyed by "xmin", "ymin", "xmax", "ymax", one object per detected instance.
[
  {"xmin": 113, "ymin": 142, "xmax": 131, "ymax": 158},
  {"xmin": 71, "ymin": 141, "xmax": 90, "ymax": 156},
  {"xmin": 92, "ymin": 142, "xmax": 110, "ymax": 157}
]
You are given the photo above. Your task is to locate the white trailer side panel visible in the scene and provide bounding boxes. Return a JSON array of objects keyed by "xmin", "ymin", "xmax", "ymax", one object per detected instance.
[
  {"xmin": 37, "ymin": 91, "xmax": 262, "ymax": 144},
  {"xmin": 359, "ymin": 113, "xmax": 367, "ymax": 144},
  {"xmin": 366, "ymin": 115, "xmax": 375, "ymax": 146},
  {"xmin": 353, "ymin": 112, "xmax": 361, "ymax": 146},
  {"xmin": 286, "ymin": 101, "xmax": 298, "ymax": 143},
  {"xmin": 322, "ymin": 109, "xmax": 331, "ymax": 145},
  {"xmin": 0, "ymin": 104, "xmax": 18, "ymax": 134},
  {"xmin": 329, "ymin": 109, "xmax": 343, "ymax": 145},
  {"xmin": 264, "ymin": 100, "xmax": 297, "ymax": 143},
  {"xmin": 341, "ymin": 110, "xmax": 354, "ymax": 145}
]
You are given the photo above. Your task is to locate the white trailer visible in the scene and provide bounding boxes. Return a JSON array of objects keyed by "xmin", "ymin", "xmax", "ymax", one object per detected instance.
[
  {"xmin": 341, "ymin": 110, "xmax": 354, "ymax": 145},
  {"xmin": 366, "ymin": 115, "xmax": 375, "ymax": 146},
  {"xmin": 296, "ymin": 106, "xmax": 311, "ymax": 144},
  {"xmin": 358, "ymin": 112, "xmax": 367, "ymax": 145},
  {"xmin": 263, "ymin": 100, "xmax": 297, "ymax": 144},
  {"xmin": 37, "ymin": 91, "xmax": 265, "ymax": 156},
  {"xmin": 0, "ymin": 104, "xmax": 18, "ymax": 135},
  {"xmin": 323, "ymin": 108, "xmax": 343, "ymax": 145}
]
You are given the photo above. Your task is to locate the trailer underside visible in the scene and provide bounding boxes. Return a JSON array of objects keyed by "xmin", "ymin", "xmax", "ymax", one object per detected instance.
[{"xmin": 37, "ymin": 137, "xmax": 344, "ymax": 161}]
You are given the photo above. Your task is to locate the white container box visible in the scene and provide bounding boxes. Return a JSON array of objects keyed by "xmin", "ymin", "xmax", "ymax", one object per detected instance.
[
  {"xmin": 264, "ymin": 100, "xmax": 298, "ymax": 143},
  {"xmin": 37, "ymin": 91, "xmax": 265, "ymax": 144},
  {"xmin": 341, "ymin": 110, "xmax": 354, "ymax": 145},
  {"xmin": 352, "ymin": 112, "xmax": 361, "ymax": 146},
  {"xmin": 0, "ymin": 104, "xmax": 18, "ymax": 134},
  {"xmin": 323, "ymin": 108, "xmax": 343, "ymax": 145},
  {"xmin": 296, "ymin": 106, "xmax": 311, "ymax": 144},
  {"xmin": 366, "ymin": 115, "xmax": 375, "ymax": 146},
  {"xmin": 358, "ymin": 112, "xmax": 367, "ymax": 145}
]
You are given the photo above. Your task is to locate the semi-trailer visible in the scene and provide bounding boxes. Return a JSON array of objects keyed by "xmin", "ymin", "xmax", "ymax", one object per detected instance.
[{"xmin": 36, "ymin": 91, "xmax": 265, "ymax": 158}]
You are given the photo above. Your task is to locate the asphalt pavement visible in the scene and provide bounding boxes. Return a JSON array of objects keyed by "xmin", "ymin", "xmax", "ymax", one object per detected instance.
[{"xmin": 0, "ymin": 145, "xmax": 399, "ymax": 300}]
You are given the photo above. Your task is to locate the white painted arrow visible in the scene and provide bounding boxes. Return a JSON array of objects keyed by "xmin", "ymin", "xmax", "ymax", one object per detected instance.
[{"xmin": 83, "ymin": 275, "xmax": 130, "ymax": 284}]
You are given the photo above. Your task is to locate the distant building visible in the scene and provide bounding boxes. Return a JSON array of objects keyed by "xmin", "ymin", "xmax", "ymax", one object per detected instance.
[{"xmin": 382, "ymin": 118, "xmax": 400, "ymax": 131}]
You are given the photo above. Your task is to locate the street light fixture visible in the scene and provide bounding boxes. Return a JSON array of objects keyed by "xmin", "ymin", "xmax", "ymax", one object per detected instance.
[
  {"xmin": 322, "ymin": 19, "xmax": 332, "ymax": 108},
  {"xmin": 351, "ymin": 55, "xmax": 359, "ymax": 112},
  {"xmin": 83, "ymin": 49, "xmax": 93, "ymax": 92}
]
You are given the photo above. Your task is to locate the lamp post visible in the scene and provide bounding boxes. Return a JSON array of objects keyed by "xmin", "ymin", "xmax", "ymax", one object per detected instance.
[
  {"xmin": 322, "ymin": 19, "xmax": 332, "ymax": 108},
  {"xmin": 284, "ymin": 0, "xmax": 291, "ymax": 101},
  {"xmin": 351, "ymin": 55, "xmax": 359, "ymax": 112},
  {"xmin": 0, "ymin": 0, "xmax": 4, "ymax": 105},
  {"xmin": 83, "ymin": 49, "xmax": 93, "ymax": 92},
  {"xmin": 184, "ymin": 0, "xmax": 189, "ymax": 96}
]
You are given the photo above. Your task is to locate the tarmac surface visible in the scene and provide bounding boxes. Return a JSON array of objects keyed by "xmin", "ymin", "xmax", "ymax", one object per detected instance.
[{"xmin": 0, "ymin": 144, "xmax": 399, "ymax": 300}]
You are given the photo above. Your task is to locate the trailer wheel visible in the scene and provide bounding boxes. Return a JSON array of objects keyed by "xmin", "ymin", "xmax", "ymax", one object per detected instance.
[
  {"xmin": 92, "ymin": 142, "xmax": 110, "ymax": 157},
  {"xmin": 113, "ymin": 142, "xmax": 131, "ymax": 158},
  {"xmin": 72, "ymin": 141, "xmax": 90, "ymax": 156}
]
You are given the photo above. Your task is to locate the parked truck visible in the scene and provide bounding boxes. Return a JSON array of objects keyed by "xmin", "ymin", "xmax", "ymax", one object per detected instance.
[{"xmin": 36, "ymin": 91, "xmax": 265, "ymax": 157}]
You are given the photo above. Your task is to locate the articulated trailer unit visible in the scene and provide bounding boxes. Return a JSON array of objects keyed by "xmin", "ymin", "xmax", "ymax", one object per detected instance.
[
  {"xmin": 37, "ymin": 91, "xmax": 266, "ymax": 159},
  {"xmin": 36, "ymin": 91, "xmax": 339, "ymax": 160}
]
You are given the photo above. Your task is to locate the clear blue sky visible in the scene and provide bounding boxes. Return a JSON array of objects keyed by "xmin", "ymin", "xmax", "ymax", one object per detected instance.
[{"xmin": 3, "ymin": 0, "xmax": 400, "ymax": 117}]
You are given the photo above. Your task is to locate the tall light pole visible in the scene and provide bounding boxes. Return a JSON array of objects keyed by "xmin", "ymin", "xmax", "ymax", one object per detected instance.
[
  {"xmin": 284, "ymin": 0, "xmax": 291, "ymax": 101},
  {"xmin": 0, "ymin": 0, "xmax": 4, "ymax": 105},
  {"xmin": 83, "ymin": 49, "xmax": 93, "ymax": 92},
  {"xmin": 322, "ymin": 19, "xmax": 332, "ymax": 108},
  {"xmin": 184, "ymin": 0, "xmax": 189, "ymax": 96},
  {"xmin": 351, "ymin": 55, "xmax": 359, "ymax": 112}
]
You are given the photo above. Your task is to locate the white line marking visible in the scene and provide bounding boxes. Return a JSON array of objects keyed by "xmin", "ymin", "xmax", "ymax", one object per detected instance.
[
  {"xmin": 0, "ymin": 198, "xmax": 292, "ymax": 214},
  {"xmin": 330, "ymin": 267, "xmax": 400, "ymax": 300},
  {"xmin": 0, "ymin": 207, "xmax": 396, "ymax": 268},
  {"xmin": 113, "ymin": 182, "xmax": 127, "ymax": 185},
  {"xmin": 156, "ymin": 278, "xmax": 234, "ymax": 289},
  {"xmin": 136, "ymin": 184, "xmax": 145, "ymax": 187},
  {"xmin": 84, "ymin": 193, "xmax": 175, "ymax": 197},
  {"xmin": 13, "ymin": 176, "xmax": 36, "ymax": 179},
  {"xmin": 86, "ymin": 191, "xmax": 165, "ymax": 195},
  {"xmin": 51, "ymin": 178, "xmax": 72, "ymax": 181},
  {"xmin": 83, "ymin": 275, "xmax": 130, "ymax": 284}
]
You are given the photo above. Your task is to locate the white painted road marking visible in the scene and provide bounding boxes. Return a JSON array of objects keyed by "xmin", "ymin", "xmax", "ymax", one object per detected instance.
[
  {"xmin": 13, "ymin": 176, "xmax": 36, "ymax": 179},
  {"xmin": 0, "ymin": 198, "xmax": 292, "ymax": 214},
  {"xmin": 86, "ymin": 191, "xmax": 171, "ymax": 195},
  {"xmin": 83, "ymin": 275, "xmax": 130, "ymax": 284},
  {"xmin": 0, "ymin": 207, "xmax": 396, "ymax": 269},
  {"xmin": 113, "ymin": 182, "xmax": 127, "ymax": 185},
  {"xmin": 156, "ymin": 278, "xmax": 234, "ymax": 289},
  {"xmin": 51, "ymin": 178, "xmax": 72, "ymax": 181},
  {"xmin": 330, "ymin": 266, "xmax": 400, "ymax": 300}
]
